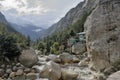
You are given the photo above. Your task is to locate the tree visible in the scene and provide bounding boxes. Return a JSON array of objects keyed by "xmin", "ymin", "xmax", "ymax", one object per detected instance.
[
  {"xmin": 26, "ymin": 35, "xmax": 31, "ymax": 47},
  {"xmin": 0, "ymin": 34, "xmax": 21, "ymax": 60}
]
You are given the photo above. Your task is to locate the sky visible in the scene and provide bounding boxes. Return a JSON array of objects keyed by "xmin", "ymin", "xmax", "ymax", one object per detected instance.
[{"xmin": 0, "ymin": 0, "xmax": 84, "ymax": 28}]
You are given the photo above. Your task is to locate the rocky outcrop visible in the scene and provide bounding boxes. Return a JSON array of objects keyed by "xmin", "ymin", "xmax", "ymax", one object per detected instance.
[
  {"xmin": 19, "ymin": 49, "xmax": 38, "ymax": 67},
  {"xmin": 85, "ymin": 0, "xmax": 120, "ymax": 72}
]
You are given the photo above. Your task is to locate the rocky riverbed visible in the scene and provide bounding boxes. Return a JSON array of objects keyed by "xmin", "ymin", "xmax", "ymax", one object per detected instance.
[{"xmin": 0, "ymin": 51, "xmax": 95, "ymax": 80}]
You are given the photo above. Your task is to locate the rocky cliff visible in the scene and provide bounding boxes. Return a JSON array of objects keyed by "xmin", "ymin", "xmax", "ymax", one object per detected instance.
[{"xmin": 84, "ymin": 0, "xmax": 120, "ymax": 72}]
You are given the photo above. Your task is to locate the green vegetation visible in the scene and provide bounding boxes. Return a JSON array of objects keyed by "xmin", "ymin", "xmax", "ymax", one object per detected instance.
[
  {"xmin": 0, "ymin": 23, "xmax": 31, "ymax": 62},
  {"xmin": 36, "ymin": 12, "xmax": 90, "ymax": 54},
  {"xmin": 0, "ymin": 34, "xmax": 20, "ymax": 61}
]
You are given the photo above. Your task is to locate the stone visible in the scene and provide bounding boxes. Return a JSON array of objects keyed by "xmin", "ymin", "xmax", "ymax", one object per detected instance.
[
  {"xmin": 1, "ymin": 64, "xmax": 5, "ymax": 68},
  {"xmin": 19, "ymin": 49, "xmax": 38, "ymax": 67},
  {"xmin": 9, "ymin": 72, "xmax": 15, "ymax": 78},
  {"xmin": 15, "ymin": 69, "xmax": 23, "ymax": 76},
  {"xmin": 16, "ymin": 63, "xmax": 21, "ymax": 67},
  {"xmin": 78, "ymin": 58, "xmax": 89, "ymax": 67},
  {"xmin": 107, "ymin": 71, "xmax": 120, "ymax": 80},
  {"xmin": 61, "ymin": 69, "xmax": 78, "ymax": 80},
  {"xmin": 46, "ymin": 54, "xmax": 61, "ymax": 63},
  {"xmin": 72, "ymin": 55, "xmax": 80, "ymax": 63},
  {"xmin": 84, "ymin": 0, "xmax": 120, "ymax": 71},
  {"xmin": 40, "ymin": 61, "xmax": 61, "ymax": 80},
  {"xmin": 14, "ymin": 75, "xmax": 26, "ymax": 80},
  {"xmin": 0, "ymin": 69, "xmax": 4, "ymax": 77},
  {"xmin": 72, "ymin": 42, "xmax": 87, "ymax": 54},
  {"xmin": 58, "ymin": 52, "xmax": 73, "ymax": 63},
  {"xmin": 26, "ymin": 73, "xmax": 37, "ymax": 80},
  {"xmin": 6, "ymin": 69, "xmax": 12, "ymax": 74},
  {"xmin": 12, "ymin": 66, "xmax": 17, "ymax": 72},
  {"xmin": 24, "ymin": 68, "xmax": 31, "ymax": 74}
]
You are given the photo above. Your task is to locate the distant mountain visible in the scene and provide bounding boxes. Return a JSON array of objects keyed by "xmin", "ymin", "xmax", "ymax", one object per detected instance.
[
  {"xmin": 10, "ymin": 23, "xmax": 45, "ymax": 40},
  {"xmin": 42, "ymin": 0, "xmax": 98, "ymax": 38}
]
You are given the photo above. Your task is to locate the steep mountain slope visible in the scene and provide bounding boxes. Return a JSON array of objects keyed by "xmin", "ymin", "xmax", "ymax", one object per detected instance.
[
  {"xmin": 10, "ymin": 23, "xmax": 45, "ymax": 40},
  {"xmin": 42, "ymin": 0, "xmax": 99, "ymax": 38},
  {"xmin": 0, "ymin": 12, "xmax": 16, "ymax": 32}
]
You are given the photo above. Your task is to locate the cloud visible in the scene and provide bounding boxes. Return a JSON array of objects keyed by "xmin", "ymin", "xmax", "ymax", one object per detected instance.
[{"xmin": 0, "ymin": 0, "xmax": 51, "ymax": 15}]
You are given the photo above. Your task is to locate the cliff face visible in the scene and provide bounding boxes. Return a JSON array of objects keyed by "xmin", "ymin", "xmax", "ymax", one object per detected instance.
[
  {"xmin": 85, "ymin": 0, "xmax": 120, "ymax": 71},
  {"xmin": 42, "ymin": 0, "xmax": 99, "ymax": 38}
]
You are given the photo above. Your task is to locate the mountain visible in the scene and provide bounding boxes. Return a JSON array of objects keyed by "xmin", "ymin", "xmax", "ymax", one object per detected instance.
[
  {"xmin": 10, "ymin": 23, "xmax": 45, "ymax": 40},
  {"xmin": 42, "ymin": 0, "xmax": 98, "ymax": 38},
  {"xmin": 0, "ymin": 12, "xmax": 17, "ymax": 32}
]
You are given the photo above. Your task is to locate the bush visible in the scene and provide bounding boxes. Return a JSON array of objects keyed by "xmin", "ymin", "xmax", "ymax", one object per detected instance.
[{"xmin": 0, "ymin": 34, "xmax": 21, "ymax": 60}]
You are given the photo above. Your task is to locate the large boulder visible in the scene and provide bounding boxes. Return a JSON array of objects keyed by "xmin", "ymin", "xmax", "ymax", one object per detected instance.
[
  {"xmin": 107, "ymin": 71, "xmax": 120, "ymax": 80},
  {"xmin": 40, "ymin": 61, "xmax": 61, "ymax": 80},
  {"xmin": 58, "ymin": 52, "xmax": 73, "ymax": 63},
  {"xmin": 84, "ymin": 0, "xmax": 120, "ymax": 71},
  {"xmin": 19, "ymin": 49, "xmax": 38, "ymax": 67},
  {"xmin": 72, "ymin": 42, "xmax": 87, "ymax": 54},
  {"xmin": 61, "ymin": 69, "xmax": 78, "ymax": 80}
]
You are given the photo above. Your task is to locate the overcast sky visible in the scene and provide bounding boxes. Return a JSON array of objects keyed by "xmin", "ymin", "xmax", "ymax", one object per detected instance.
[{"xmin": 0, "ymin": 0, "xmax": 84, "ymax": 28}]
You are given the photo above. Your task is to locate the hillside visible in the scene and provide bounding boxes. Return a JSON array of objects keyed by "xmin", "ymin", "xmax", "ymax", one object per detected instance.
[
  {"xmin": 0, "ymin": 12, "xmax": 30, "ymax": 49},
  {"xmin": 42, "ymin": 0, "xmax": 98, "ymax": 38}
]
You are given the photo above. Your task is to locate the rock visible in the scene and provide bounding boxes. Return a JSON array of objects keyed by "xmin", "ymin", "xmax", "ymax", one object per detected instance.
[
  {"xmin": 84, "ymin": 0, "xmax": 120, "ymax": 71},
  {"xmin": 61, "ymin": 69, "xmax": 78, "ymax": 80},
  {"xmin": 19, "ymin": 49, "xmax": 38, "ymax": 67},
  {"xmin": 26, "ymin": 73, "xmax": 37, "ymax": 80},
  {"xmin": 46, "ymin": 54, "xmax": 61, "ymax": 63},
  {"xmin": 1, "ymin": 64, "xmax": 5, "ymax": 68},
  {"xmin": 78, "ymin": 58, "xmax": 89, "ymax": 67},
  {"xmin": 40, "ymin": 61, "xmax": 61, "ymax": 80},
  {"xmin": 0, "ymin": 69, "xmax": 4, "ymax": 77},
  {"xmin": 12, "ymin": 66, "xmax": 17, "ymax": 72},
  {"xmin": 6, "ymin": 69, "xmax": 12, "ymax": 74},
  {"xmin": 72, "ymin": 55, "xmax": 80, "ymax": 63},
  {"xmin": 15, "ymin": 69, "xmax": 23, "ymax": 76},
  {"xmin": 107, "ymin": 71, "xmax": 120, "ymax": 80},
  {"xmin": 58, "ymin": 52, "xmax": 73, "ymax": 63},
  {"xmin": 16, "ymin": 63, "xmax": 21, "ymax": 67},
  {"xmin": 9, "ymin": 72, "xmax": 15, "ymax": 78},
  {"xmin": 24, "ymin": 68, "xmax": 31, "ymax": 74},
  {"xmin": 14, "ymin": 75, "xmax": 26, "ymax": 80},
  {"xmin": 3, "ymin": 73, "xmax": 9, "ymax": 79},
  {"xmin": 72, "ymin": 42, "xmax": 87, "ymax": 54}
]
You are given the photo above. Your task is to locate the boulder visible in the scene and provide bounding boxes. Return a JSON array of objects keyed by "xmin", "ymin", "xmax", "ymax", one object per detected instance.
[
  {"xmin": 9, "ymin": 72, "xmax": 15, "ymax": 78},
  {"xmin": 72, "ymin": 42, "xmax": 87, "ymax": 54},
  {"xmin": 61, "ymin": 69, "xmax": 78, "ymax": 80},
  {"xmin": 58, "ymin": 52, "xmax": 73, "ymax": 63},
  {"xmin": 15, "ymin": 69, "xmax": 24, "ymax": 76},
  {"xmin": 24, "ymin": 68, "xmax": 31, "ymax": 74},
  {"xmin": 107, "ymin": 71, "xmax": 120, "ymax": 80},
  {"xmin": 84, "ymin": 0, "xmax": 120, "ymax": 71},
  {"xmin": 40, "ymin": 61, "xmax": 61, "ymax": 80},
  {"xmin": 6, "ymin": 69, "xmax": 12, "ymax": 74},
  {"xmin": 46, "ymin": 54, "xmax": 61, "ymax": 63},
  {"xmin": 19, "ymin": 49, "xmax": 38, "ymax": 67},
  {"xmin": 26, "ymin": 73, "xmax": 37, "ymax": 80}
]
